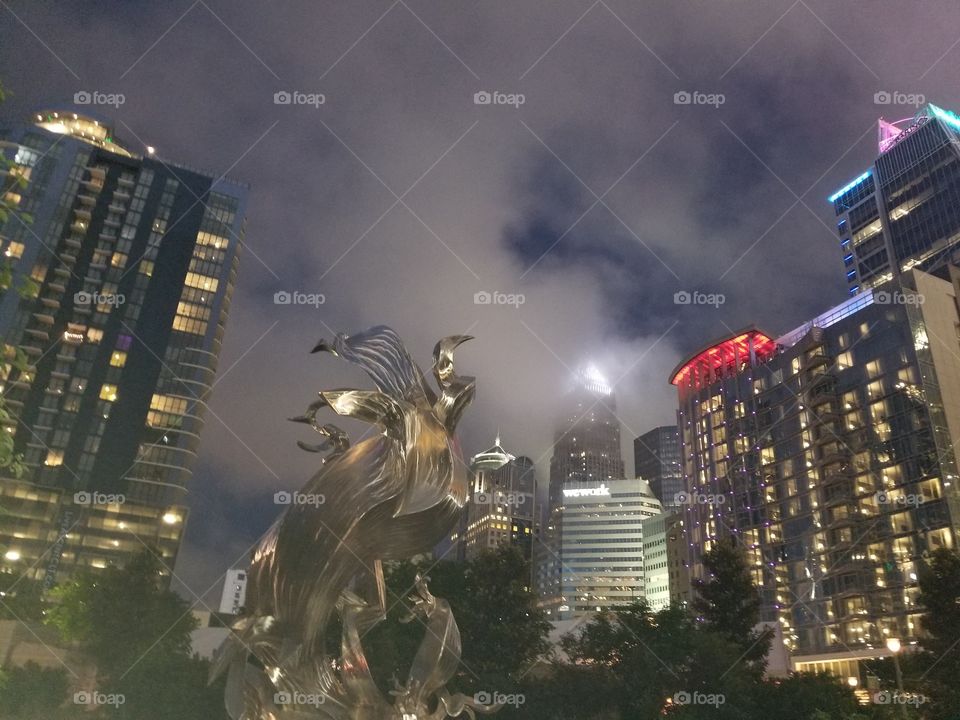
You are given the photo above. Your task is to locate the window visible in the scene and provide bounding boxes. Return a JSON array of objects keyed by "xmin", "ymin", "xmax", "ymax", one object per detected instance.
[
  {"xmin": 99, "ymin": 384, "xmax": 118, "ymax": 402},
  {"xmin": 110, "ymin": 351, "xmax": 127, "ymax": 367},
  {"xmin": 87, "ymin": 328, "xmax": 103, "ymax": 344},
  {"xmin": 183, "ymin": 272, "xmax": 218, "ymax": 292},
  {"xmin": 44, "ymin": 450, "xmax": 64, "ymax": 466}
]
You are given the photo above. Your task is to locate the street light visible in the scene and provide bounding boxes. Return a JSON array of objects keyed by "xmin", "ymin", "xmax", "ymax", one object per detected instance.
[{"xmin": 886, "ymin": 637, "xmax": 908, "ymax": 720}]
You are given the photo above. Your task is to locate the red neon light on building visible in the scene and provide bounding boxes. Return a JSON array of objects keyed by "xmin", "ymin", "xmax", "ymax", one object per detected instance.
[{"xmin": 669, "ymin": 329, "xmax": 777, "ymax": 390}]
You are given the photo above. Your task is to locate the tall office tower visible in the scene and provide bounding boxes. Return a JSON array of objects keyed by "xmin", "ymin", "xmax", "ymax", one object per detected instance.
[
  {"xmin": 831, "ymin": 103, "xmax": 960, "ymax": 296},
  {"xmin": 670, "ymin": 268, "xmax": 960, "ymax": 673},
  {"xmin": 634, "ymin": 425, "xmax": 683, "ymax": 510},
  {"xmin": 449, "ymin": 435, "xmax": 535, "ymax": 561},
  {"xmin": 536, "ymin": 365, "xmax": 626, "ymax": 614},
  {"xmin": 556, "ymin": 478, "xmax": 661, "ymax": 619},
  {"xmin": 0, "ymin": 110, "xmax": 246, "ymax": 588}
]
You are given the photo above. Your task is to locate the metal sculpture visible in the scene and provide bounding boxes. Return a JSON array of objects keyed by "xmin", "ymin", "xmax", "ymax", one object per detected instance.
[{"xmin": 211, "ymin": 326, "xmax": 497, "ymax": 719}]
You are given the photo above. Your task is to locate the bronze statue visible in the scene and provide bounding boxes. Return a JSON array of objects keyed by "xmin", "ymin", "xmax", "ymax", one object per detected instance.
[{"xmin": 211, "ymin": 326, "xmax": 498, "ymax": 719}]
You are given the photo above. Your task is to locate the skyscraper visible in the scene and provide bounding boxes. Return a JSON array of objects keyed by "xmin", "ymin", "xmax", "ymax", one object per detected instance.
[
  {"xmin": 536, "ymin": 365, "xmax": 626, "ymax": 614},
  {"xmin": 0, "ymin": 110, "xmax": 246, "ymax": 587},
  {"xmin": 634, "ymin": 425, "xmax": 683, "ymax": 510},
  {"xmin": 831, "ymin": 103, "xmax": 960, "ymax": 295},
  {"xmin": 670, "ymin": 268, "xmax": 960, "ymax": 671},
  {"xmin": 556, "ymin": 477, "xmax": 661, "ymax": 619},
  {"xmin": 449, "ymin": 435, "xmax": 535, "ymax": 561}
]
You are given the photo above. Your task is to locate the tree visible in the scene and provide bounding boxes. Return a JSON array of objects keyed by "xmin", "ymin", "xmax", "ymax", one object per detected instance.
[
  {"xmin": 692, "ymin": 537, "xmax": 772, "ymax": 669},
  {"xmin": 0, "ymin": 77, "xmax": 33, "ymax": 479},
  {"xmin": 361, "ymin": 545, "xmax": 552, "ymax": 702},
  {"xmin": 914, "ymin": 547, "xmax": 960, "ymax": 718},
  {"xmin": 45, "ymin": 550, "xmax": 228, "ymax": 720},
  {"xmin": 552, "ymin": 602, "xmax": 761, "ymax": 719},
  {"xmin": 0, "ymin": 661, "xmax": 73, "ymax": 719}
]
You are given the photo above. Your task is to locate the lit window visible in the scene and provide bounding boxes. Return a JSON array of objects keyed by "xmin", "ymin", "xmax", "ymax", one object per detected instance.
[
  {"xmin": 183, "ymin": 272, "xmax": 218, "ymax": 292},
  {"xmin": 99, "ymin": 384, "xmax": 118, "ymax": 402},
  {"xmin": 44, "ymin": 450, "xmax": 64, "ymax": 466},
  {"xmin": 110, "ymin": 351, "xmax": 127, "ymax": 367},
  {"xmin": 87, "ymin": 328, "xmax": 103, "ymax": 344},
  {"xmin": 4, "ymin": 242, "xmax": 25, "ymax": 259},
  {"xmin": 196, "ymin": 231, "xmax": 227, "ymax": 248}
]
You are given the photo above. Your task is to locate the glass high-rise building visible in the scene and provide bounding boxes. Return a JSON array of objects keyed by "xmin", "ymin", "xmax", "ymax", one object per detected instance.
[
  {"xmin": 670, "ymin": 268, "xmax": 960, "ymax": 670},
  {"xmin": 634, "ymin": 424, "xmax": 682, "ymax": 510},
  {"xmin": 831, "ymin": 103, "xmax": 960, "ymax": 295},
  {"xmin": 0, "ymin": 110, "xmax": 246, "ymax": 588},
  {"xmin": 536, "ymin": 365, "xmax": 626, "ymax": 615}
]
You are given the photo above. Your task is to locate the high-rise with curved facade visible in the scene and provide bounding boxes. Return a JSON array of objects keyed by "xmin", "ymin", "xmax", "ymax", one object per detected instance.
[{"xmin": 0, "ymin": 110, "xmax": 246, "ymax": 588}]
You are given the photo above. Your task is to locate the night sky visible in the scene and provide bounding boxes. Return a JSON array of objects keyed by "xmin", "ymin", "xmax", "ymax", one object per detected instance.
[{"xmin": 2, "ymin": 0, "xmax": 959, "ymax": 604}]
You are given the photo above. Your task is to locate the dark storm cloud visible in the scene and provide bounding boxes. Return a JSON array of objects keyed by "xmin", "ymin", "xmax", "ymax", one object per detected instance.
[{"xmin": 3, "ymin": 0, "xmax": 960, "ymax": 603}]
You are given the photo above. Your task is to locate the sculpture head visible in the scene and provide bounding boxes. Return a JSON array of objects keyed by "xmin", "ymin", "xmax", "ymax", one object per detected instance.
[{"xmin": 432, "ymin": 335, "xmax": 475, "ymax": 433}]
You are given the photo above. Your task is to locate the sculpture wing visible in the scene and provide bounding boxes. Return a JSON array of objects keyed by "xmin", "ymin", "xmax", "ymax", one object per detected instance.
[{"xmin": 313, "ymin": 325, "xmax": 437, "ymax": 405}]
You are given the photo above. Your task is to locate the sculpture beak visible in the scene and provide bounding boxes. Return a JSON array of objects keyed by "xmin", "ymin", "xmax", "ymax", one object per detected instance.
[{"xmin": 310, "ymin": 339, "xmax": 336, "ymax": 355}]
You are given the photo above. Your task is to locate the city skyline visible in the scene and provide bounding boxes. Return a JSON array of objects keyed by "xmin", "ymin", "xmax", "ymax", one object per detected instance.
[{"xmin": 1, "ymin": 0, "xmax": 959, "ymax": 612}]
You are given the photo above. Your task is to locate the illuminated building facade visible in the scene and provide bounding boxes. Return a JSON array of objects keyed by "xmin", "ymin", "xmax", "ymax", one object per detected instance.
[
  {"xmin": 831, "ymin": 104, "xmax": 960, "ymax": 295},
  {"xmin": 556, "ymin": 478, "xmax": 662, "ymax": 619},
  {"xmin": 449, "ymin": 436, "xmax": 535, "ymax": 561},
  {"xmin": 670, "ymin": 269, "xmax": 960, "ymax": 664},
  {"xmin": 0, "ymin": 110, "xmax": 246, "ymax": 587},
  {"xmin": 536, "ymin": 366, "xmax": 627, "ymax": 614},
  {"xmin": 634, "ymin": 424, "xmax": 683, "ymax": 510}
]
